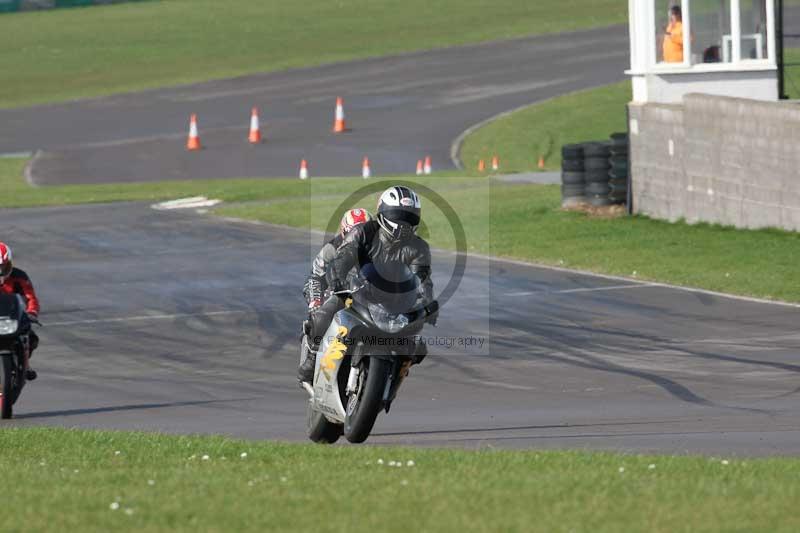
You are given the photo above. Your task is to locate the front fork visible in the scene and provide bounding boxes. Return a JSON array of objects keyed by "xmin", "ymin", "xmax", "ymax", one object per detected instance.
[
  {"xmin": 19, "ymin": 336, "xmax": 30, "ymax": 373},
  {"xmin": 347, "ymin": 356, "xmax": 413, "ymax": 413}
]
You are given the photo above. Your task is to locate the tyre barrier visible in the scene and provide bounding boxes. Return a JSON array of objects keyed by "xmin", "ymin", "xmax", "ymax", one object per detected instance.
[
  {"xmin": 562, "ymin": 171, "xmax": 585, "ymax": 185},
  {"xmin": 585, "ymin": 169, "xmax": 611, "ymax": 183},
  {"xmin": 609, "ymin": 178, "xmax": 628, "ymax": 190},
  {"xmin": 560, "ymin": 135, "xmax": 631, "ymax": 208},
  {"xmin": 609, "ymin": 168, "xmax": 628, "ymax": 180},
  {"xmin": 561, "ymin": 144, "xmax": 586, "ymax": 207},
  {"xmin": 561, "ymin": 143, "xmax": 584, "ymax": 159},
  {"xmin": 610, "ymin": 132, "xmax": 628, "ymax": 147},
  {"xmin": 562, "ymin": 158, "xmax": 584, "ymax": 172},
  {"xmin": 583, "ymin": 141, "xmax": 611, "ymax": 158},
  {"xmin": 582, "ymin": 141, "xmax": 611, "ymax": 206},
  {"xmin": 585, "ymin": 182, "xmax": 611, "ymax": 196},
  {"xmin": 584, "ymin": 156, "xmax": 611, "ymax": 171},
  {"xmin": 610, "ymin": 146, "xmax": 628, "ymax": 157},
  {"xmin": 607, "ymin": 132, "xmax": 629, "ymax": 206}
]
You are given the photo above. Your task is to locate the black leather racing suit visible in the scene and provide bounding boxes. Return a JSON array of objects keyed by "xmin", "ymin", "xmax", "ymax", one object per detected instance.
[
  {"xmin": 302, "ymin": 234, "xmax": 343, "ymax": 306},
  {"xmin": 307, "ymin": 219, "xmax": 433, "ymax": 351}
]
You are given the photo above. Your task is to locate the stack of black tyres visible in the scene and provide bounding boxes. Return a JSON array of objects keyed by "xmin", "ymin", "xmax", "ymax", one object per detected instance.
[
  {"xmin": 608, "ymin": 132, "xmax": 629, "ymax": 205},
  {"xmin": 561, "ymin": 144, "xmax": 585, "ymax": 207},
  {"xmin": 583, "ymin": 141, "xmax": 613, "ymax": 207}
]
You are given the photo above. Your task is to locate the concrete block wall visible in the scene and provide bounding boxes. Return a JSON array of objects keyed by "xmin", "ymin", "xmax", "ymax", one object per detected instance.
[{"xmin": 629, "ymin": 94, "xmax": 800, "ymax": 232}]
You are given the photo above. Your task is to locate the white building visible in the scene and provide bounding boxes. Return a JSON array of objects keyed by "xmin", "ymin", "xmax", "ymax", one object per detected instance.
[
  {"xmin": 626, "ymin": 1, "xmax": 800, "ymax": 232},
  {"xmin": 627, "ymin": 0, "xmax": 779, "ymax": 103}
]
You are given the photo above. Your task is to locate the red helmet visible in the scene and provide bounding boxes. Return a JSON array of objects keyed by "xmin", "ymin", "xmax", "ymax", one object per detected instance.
[
  {"xmin": 339, "ymin": 208, "xmax": 372, "ymax": 236},
  {"xmin": 0, "ymin": 242, "xmax": 12, "ymax": 282}
]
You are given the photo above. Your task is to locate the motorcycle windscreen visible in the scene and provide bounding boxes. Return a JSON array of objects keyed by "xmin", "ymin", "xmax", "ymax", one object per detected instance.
[
  {"xmin": 353, "ymin": 262, "xmax": 420, "ymax": 315},
  {"xmin": 0, "ymin": 294, "xmax": 22, "ymax": 320}
]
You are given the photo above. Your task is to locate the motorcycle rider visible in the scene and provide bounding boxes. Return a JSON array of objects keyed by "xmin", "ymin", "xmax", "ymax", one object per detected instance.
[
  {"xmin": 0, "ymin": 242, "xmax": 39, "ymax": 381},
  {"xmin": 298, "ymin": 208, "xmax": 372, "ymax": 382},
  {"xmin": 303, "ymin": 208, "xmax": 373, "ymax": 311},
  {"xmin": 298, "ymin": 185, "xmax": 434, "ymax": 383}
]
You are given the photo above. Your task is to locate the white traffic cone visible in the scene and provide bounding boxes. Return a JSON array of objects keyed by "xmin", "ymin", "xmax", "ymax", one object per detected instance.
[{"xmin": 362, "ymin": 157, "xmax": 371, "ymax": 179}]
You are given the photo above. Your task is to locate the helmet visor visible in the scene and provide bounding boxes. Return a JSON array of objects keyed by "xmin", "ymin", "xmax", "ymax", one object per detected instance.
[
  {"xmin": 380, "ymin": 207, "xmax": 420, "ymax": 228},
  {"xmin": 0, "ymin": 262, "xmax": 10, "ymax": 279}
]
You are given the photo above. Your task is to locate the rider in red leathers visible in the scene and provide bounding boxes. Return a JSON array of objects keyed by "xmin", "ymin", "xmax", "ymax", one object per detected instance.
[{"xmin": 0, "ymin": 242, "xmax": 39, "ymax": 381}]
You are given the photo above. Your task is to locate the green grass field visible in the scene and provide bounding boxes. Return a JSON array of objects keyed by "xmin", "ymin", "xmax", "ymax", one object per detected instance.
[
  {"xmin": 0, "ymin": 0, "xmax": 626, "ymax": 108},
  {"xmin": 3, "ymin": 427, "xmax": 800, "ymax": 533},
  {"xmin": 459, "ymin": 82, "xmax": 630, "ymax": 173},
  {"xmin": 784, "ymin": 48, "xmax": 800, "ymax": 98}
]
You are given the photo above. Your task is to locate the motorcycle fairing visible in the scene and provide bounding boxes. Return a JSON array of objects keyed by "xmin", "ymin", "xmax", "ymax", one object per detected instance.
[{"xmin": 312, "ymin": 307, "xmax": 368, "ymax": 423}]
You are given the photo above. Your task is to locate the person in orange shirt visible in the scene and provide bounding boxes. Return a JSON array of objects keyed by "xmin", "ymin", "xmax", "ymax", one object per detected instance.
[{"xmin": 663, "ymin": 6, "xmax": 684, "ymax": 63}]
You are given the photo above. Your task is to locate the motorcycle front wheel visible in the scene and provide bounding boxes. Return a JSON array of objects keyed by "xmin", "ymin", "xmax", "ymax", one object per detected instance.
[
  {"xmin": 306, "ymin": 403, "xmax": 343, "ymax": 444},
  {"xmin": 344, "ymin": 358, "xmax": 391, "ymax": 443},
  {"xmin": 1, "ymin": 356, "xmax": 14, "ymax": 419}
]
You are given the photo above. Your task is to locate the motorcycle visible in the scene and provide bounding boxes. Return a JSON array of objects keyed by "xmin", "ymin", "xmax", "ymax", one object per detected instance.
[
  {"xmin": 301, "ymin": 262, "xmax": 438, "ymax": 444},
  {"xmin": 0, "ymin": 294, "xmax": 37, "ymax": 419}
]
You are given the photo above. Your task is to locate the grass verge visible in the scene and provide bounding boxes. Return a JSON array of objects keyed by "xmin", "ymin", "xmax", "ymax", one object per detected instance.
[
  {"xmin": 459, "ymin": 82, "xmax": 630, "ymax": 174},
  {"xmin": 3, "ymin": 157, "xmax": 799, "ymax": 302},
  {"xmin": 0, "ymin": 0, "xmax": 626, "ymax": 108},
  {"xmin": 784, "ymin": 48, "xmax": 800, "ymax": 99},
  {"xmin": 4, "ymin": 427, "xmax": 800, "ymax": 533}
]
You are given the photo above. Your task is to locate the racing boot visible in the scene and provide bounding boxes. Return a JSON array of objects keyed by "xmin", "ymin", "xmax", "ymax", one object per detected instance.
[
  {"xmin": 25, "ymin": 369, "xmax": 37, "ymax": 381},
  {"xmin": 298, "ymin": 343, "xmax": 317, "ymax": 383},
  {"xmin": 297, "ymin": 320, "xmax": 317, "ymax": 383}
]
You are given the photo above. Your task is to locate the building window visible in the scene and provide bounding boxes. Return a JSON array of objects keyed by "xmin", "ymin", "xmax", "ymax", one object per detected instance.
[
  {"xmin": 691, "ymin": 0, "xmax": 732, "ymax": 64},
  {"xmin": 649, "ymin": 0, "xmax": 774, "ymax": 68},
  {"xmin": 739, "ymin": 0, "xmax": 768, "ymax": 60},
  {"xmin": 656, "ymin": 2, "xmax": 686, "ymax": 63}
]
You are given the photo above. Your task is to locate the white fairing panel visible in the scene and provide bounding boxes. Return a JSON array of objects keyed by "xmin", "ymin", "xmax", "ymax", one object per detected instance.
[{"xmin": 312, "ymin": 317, "xmax": 348, "ymax": 422}]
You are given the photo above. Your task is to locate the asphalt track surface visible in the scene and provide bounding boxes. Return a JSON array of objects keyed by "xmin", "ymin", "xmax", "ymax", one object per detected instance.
[
  {"xmin": 3, "ymin": 25, "xmax": 800, "ymax": 455},
  {"xmin": 0, "ymin": 26, "xmax": 630, "ymax": 183},
  {"xmin": 5, "ymin": 202, "xmax": 800, "ymax": 455}
]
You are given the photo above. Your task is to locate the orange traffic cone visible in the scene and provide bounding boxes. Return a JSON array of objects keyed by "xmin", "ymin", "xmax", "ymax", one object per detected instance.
[
  {"xmin": 478, "ymin": 159, "xmax": 486, "ymax": 172},
  {"xmin": 248, "ymin": 107, "xmax": 262, "ymax": 144},
  {"xmin": 416, "ymin": 160, "xmax": 423, "ymax": 176},
  {"xmin": 423, "ymin": 156, "xmax": 432, "ymax": 175},
  {"xmin": 362, "ymin": 157, "xmax": 371, "ymax": 179},
  {"xmin": 491, "ymin": 155, "xmax": 500, "ymax": 171},
  {"xmin": 333, "ymin": 97, "xmax": 346, "ymax": 133},
  {"xmin": 186, "ymin": 114, "xmax": 201, "ymax": 151},
  {"xmin": 299, "ymin": 159, "xmax": 309, "ymax": 180},
  {"xmin": 538, "ymin": 155, "xmax": 545, "ymax": 169}
]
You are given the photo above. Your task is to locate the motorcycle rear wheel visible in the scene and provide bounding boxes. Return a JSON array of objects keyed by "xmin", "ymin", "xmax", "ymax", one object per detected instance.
[
  {"xmin": 1, "ymin": 356, "xmax": 14, "ymax": 419},
  {"xmin": 344, "ymin": 358, "xmax": 391, "ymax": 443},
  {"xmin": 306, "ymin": 403, "xmax": 342, "ymax": 444}
]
